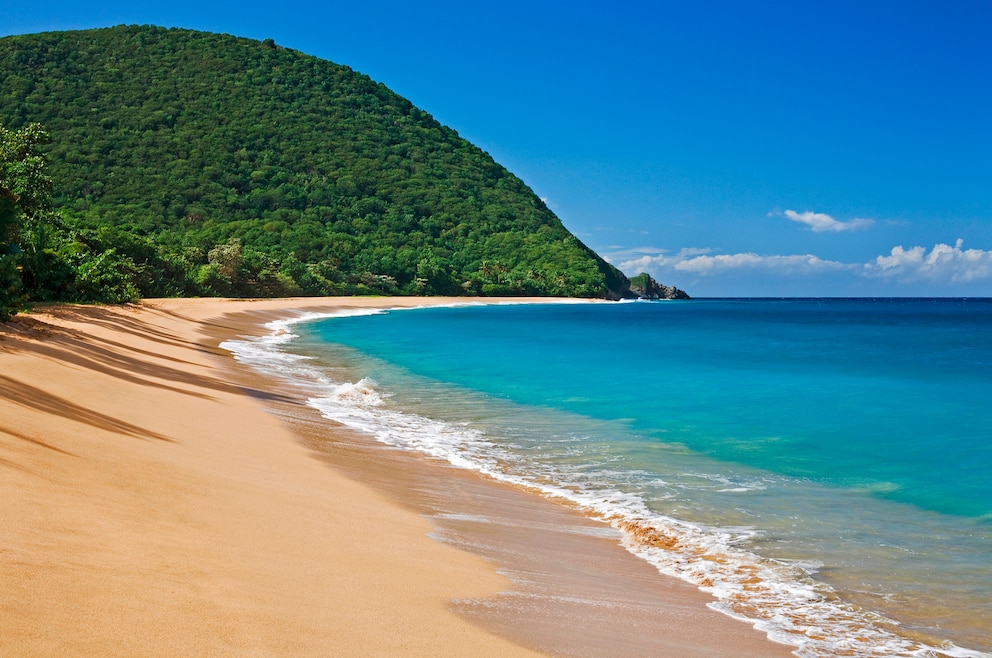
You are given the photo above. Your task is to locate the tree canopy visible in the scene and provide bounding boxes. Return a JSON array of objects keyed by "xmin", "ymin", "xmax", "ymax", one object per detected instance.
[
  {"xmin": 0, "ymin": 25, "xmax": 631, "ymax": 302},
  {"xmin": 1, "ymin": 123, "xmax": 52, "ymax": 318}
]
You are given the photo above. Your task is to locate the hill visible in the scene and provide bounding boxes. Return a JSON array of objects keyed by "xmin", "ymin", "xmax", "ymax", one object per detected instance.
[{"xmin": 0, "ymin": 25, "xmax": 644, "ymax": 299}]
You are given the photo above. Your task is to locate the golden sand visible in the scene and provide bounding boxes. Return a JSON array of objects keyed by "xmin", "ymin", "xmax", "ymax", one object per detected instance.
[{"xmin": 0, "ymin": 298, "xmax": 792, "ymax": 656}]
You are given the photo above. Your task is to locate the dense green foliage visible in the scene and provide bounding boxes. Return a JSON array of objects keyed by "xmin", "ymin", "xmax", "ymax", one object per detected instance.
[
  {"xmin": 0, "ymin": 25, "xmax": 627, "ymax": 301},
  {"xmin": 0, "ymin": 122, "xmax": 149, "ymax": 320},
  {"xmin": 0, "ymin": 123, "xmax": 46, "ymax": 319}
]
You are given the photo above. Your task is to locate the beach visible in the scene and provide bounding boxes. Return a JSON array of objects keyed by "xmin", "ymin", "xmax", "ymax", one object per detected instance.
[{"xmin": 0, "ymin": 297, "xmax": 791, "ymax": 656}]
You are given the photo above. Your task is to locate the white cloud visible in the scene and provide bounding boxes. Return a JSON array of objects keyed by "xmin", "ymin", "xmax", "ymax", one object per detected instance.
[
  {"xmin": 673, "ymin": 252, "xmax": 852, "ymax": 275},
  {"xmin": 616, "ymin": 247, "xmax": 708, "ymax": 273},
  {"xmin": 675, "ymin": 247, "xmax": 713, "ymax": 258},
  {"xmin": 866, "ymin": 239, "xmax": 992, "ymax": 283},
  {"xmin": 616, "ymin": 249, "xmax": 850, "ymax": 277},
  {"xmin": 783, "ymin": 209, "xmax": 874, "ymax": 233},
  {"xmin": 616, "ymin": 254, "xmax": 668, "ymax": 272}
]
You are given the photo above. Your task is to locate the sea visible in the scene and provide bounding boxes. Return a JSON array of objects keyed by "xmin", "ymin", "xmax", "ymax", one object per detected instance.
[{"xmin": 222, "ymin": 298, "xmax": 992, "ymax": 657}]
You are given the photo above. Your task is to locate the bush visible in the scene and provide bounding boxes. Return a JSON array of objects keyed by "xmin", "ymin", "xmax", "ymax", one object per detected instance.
[{"xmin": 72, "ymin": 249, "xmax": 141, "ymax": 303}]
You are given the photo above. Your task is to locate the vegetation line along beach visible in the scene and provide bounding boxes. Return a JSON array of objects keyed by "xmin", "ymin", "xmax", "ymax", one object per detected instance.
[{"xmin": 1, "ymin": 25, "xmax": 684, "ymax": 320}]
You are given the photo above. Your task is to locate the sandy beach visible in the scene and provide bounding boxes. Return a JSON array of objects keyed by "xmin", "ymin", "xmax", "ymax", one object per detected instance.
[{"xmin": 0, "ymin": 297, "xmax": 792, "ymax": 656}]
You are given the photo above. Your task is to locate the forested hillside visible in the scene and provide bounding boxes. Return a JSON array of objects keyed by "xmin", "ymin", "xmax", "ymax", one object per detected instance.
[{"xmin": 0, "ymin": 25, "xmax": 631, "ymax": 302}]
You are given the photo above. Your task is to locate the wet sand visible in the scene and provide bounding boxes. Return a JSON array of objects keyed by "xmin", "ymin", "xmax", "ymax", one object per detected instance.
[{"xmin": 0, "ymin": 297, "xmax": 793, "ymax": 656}]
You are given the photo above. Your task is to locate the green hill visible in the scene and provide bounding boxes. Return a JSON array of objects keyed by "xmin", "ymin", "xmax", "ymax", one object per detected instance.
[{"xmin": 0, "ymin": 25, "xmax": 634, "ymax": 299}]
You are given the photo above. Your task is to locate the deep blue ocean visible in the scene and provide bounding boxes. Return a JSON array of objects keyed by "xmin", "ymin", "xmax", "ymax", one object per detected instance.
[{"xmin": 227, "ymin": 299, "xmax": 992, "ymax": 657}]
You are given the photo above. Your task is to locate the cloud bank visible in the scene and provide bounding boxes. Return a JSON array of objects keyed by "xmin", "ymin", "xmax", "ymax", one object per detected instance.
[
  {"xmin": 613, "ymin": 207, "xmax": 988, "ymax": 293},
  {"xmin": 615, "ymin": 240, "xmax": 992, "ymax": 289},
  {"xmin": 618, "ymin": 248, "xmax": 853, "ymax": 276},
  {"xmin": 782, "ymin": 209, "xmax": 874, "ymax": 232},
  {"xmin": 867, "ymin": 239, "xmax": 992, "ymax": 283},
  {"xmin": 674, "ymin": 252, "xmax": 852, "ymax": 274}
]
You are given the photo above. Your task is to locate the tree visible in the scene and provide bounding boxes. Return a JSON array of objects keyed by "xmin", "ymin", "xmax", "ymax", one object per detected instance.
[
  {"xmin": 1, "ymin": 123, "xmax": 51, "ymax": 320},
  {"xmin": 208, "ymin": 237, "xmax": 244, "ymax": 287}
]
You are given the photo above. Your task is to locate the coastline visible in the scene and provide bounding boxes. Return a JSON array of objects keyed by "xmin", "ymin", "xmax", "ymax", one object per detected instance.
[{"xmin": 0, "ymin": 297, "xmax": 791, "ymax": 656}]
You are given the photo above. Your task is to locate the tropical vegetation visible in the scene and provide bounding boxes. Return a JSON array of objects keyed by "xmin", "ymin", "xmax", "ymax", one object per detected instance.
[{"xmin": 0, "ymin": 25, "xmax": 640, "ymax": 320}]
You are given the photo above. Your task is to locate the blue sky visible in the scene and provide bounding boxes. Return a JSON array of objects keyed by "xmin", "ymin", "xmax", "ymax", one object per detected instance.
[{"xmin": 2, "ymin": 1, "xmax": 990, "ymax": 296}]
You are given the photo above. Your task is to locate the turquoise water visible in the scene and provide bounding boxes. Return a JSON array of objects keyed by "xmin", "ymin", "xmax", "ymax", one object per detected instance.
[{"xmin": 227, "ymin": 299, "xmax": 992, "ymax": 656}]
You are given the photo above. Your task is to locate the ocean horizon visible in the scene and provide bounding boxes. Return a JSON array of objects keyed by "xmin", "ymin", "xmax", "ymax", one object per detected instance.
[{"xmin": 225, "ymin": 298, "xmax": 992, "ymax": 657}]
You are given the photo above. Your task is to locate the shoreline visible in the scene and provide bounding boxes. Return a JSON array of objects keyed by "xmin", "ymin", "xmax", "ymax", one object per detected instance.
[{"xmin": 1, "ymin": 297, "xmax": 791, "ymax": 656}]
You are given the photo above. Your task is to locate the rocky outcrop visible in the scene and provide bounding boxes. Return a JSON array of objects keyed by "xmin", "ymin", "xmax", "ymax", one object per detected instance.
[{"xmin": 625, "ymin": 272, "xmax": 691, "ymax": 300}]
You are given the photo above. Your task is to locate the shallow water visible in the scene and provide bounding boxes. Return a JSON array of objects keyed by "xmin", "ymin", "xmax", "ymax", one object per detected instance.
[{"xmin": 224, "ymin": 299, "xmax": 992, "ymax": 657}]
